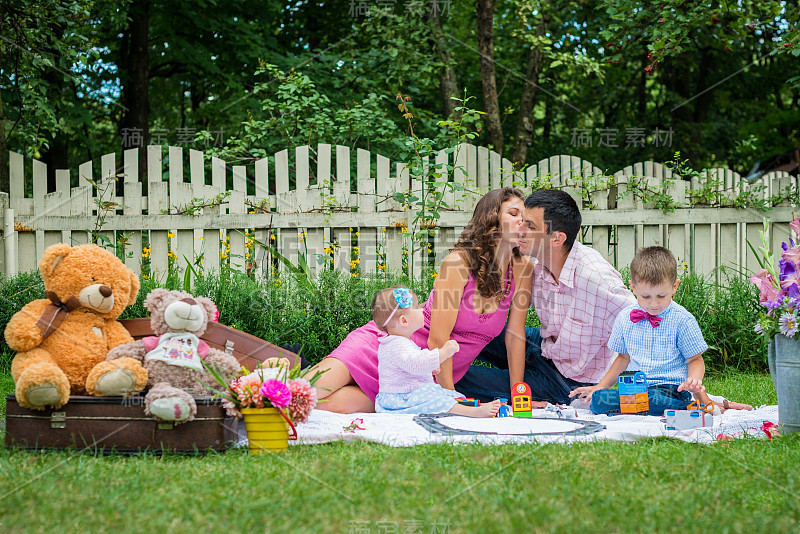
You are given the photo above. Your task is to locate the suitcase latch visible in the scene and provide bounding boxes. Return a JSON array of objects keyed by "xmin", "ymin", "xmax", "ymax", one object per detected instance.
[
  {"xmin": 225, "ymin": 340, "xmax": 235, "ymax": 356},
  {"xmin": 51, "ymin": 412, "xmax": 66, "ymax": 429}
]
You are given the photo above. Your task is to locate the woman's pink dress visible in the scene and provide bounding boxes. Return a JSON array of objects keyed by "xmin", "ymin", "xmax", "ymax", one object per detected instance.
[{"xmin": 325, "ymin": 268, "xmax": 514, "ymax": 402}]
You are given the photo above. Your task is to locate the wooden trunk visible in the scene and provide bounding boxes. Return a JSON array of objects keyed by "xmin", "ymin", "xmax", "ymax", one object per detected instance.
[{"xmin": 4, "ymin": 320, "xmax": 298, "ymax": 453}]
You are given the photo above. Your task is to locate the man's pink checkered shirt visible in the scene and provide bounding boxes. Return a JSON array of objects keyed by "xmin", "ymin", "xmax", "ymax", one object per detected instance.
[{"xmin": 531, "ymin": 241, "xmax": 636, "ymax": 383}]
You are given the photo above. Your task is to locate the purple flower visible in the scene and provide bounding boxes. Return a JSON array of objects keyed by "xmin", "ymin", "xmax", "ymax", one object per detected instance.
[
  {"xmin": 779, "ymin": 312, "xmax": 798, "ymax": 338},
  {"xmin": 259, "ymin": 379, "xmax": 292, "ymax": 409},
  {"xmin": 787, "ymin": 284, "xmax": 800, "ymax": 307},
  {"xmin": 780, "ymin": 259, "xmax": 800, "ymax": 290}
]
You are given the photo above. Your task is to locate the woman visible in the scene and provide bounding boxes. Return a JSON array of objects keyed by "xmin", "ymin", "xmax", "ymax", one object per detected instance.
[{"xmin": 310, "ymin": 188, "xmax": 534, "ymax": 413}]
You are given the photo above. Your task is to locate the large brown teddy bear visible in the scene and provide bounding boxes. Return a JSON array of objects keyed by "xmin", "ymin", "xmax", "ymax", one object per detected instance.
[
  {"xmin": 4, "ymin": 243, "xmax": 149, "ymax": 410},
  {"xmin": 106, "ymin": 289, "xmax": 240, "ymax": 424}
]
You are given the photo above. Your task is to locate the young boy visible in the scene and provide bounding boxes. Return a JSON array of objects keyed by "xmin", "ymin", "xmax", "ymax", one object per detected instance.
[
  {"xmin": 569, "ymin": 246, "xmax": 716, "ymax": 415},
  {"xmin": 372, "ymin": 286, "xmax": 500, "ymax": 417}
]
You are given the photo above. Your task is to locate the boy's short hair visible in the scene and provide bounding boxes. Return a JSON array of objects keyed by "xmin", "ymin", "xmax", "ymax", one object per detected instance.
[
  {"xmin": 524, "ymin": 190, "xmax": 581, "ymax": 249},
  {"xmin": 630, "ymin": 246, "xmax": 678, "ymax": 285},
  {"xmin": 371, "ymin": 286, "xmax": 418, "ymax": 332}
]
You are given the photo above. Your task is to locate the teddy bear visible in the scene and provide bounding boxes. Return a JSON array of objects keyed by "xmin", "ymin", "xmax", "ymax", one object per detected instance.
[
  {"xmin": 105, "ymin": 288, "xmax": 241, "ymax": 424},
  {"xmin": 4, "ymin": 243, "xmax": 149, "ymax": 410}
]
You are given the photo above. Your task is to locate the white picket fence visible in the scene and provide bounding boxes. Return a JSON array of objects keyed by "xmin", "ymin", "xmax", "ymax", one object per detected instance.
[{"xmin": 0, "ymin": 144, "xmax": 798, "ymax": 283}]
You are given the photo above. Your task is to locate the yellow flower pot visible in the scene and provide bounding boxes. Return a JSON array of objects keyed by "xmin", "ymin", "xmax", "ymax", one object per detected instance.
[{"xmin": 241, "ymin": 407, "xmax": 290, "ymax": 454}]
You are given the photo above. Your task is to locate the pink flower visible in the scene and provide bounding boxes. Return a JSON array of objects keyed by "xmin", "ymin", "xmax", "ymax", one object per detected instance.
[
  {"xmin": 761, "ymin": 421, "xmax": 779, "ymax": 439},
  {"xmin": 782, "ymin": 246, "xmax": 800, "ymax": 268},
  {"xmin": 750, "ymin": 269, "xmax": 781, "ymax": 304},
  {"xmin": 286, "ymin": 378, "xmax": 317, "ymax": 424},
  {"xmin": 790, "ymin": 217, "xmax": 800, "ymax": 237},
  {"xmin": 222, "ymin": 399, "xmax": 240, "ymax": 418},
  {"xmin": 260, "ymin": 379, "xmax": 292, "ymax": 409}
]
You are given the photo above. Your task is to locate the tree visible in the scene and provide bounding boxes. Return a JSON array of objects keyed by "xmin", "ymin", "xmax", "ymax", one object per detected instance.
[{"xmin": 476, "ymin": 0, "xmax": 503, "ymax": 153}]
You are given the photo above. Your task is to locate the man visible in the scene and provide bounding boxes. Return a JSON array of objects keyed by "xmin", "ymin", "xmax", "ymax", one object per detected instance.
[{"xmin": 455, "ymin": 189, "xmax": 636, "ymax": 405}]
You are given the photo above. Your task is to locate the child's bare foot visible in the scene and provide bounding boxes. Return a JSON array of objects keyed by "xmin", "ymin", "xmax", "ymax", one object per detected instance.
[
  {"xmin": 449, "ymin": 399, "xmax": 501, "ymax": 418},
  {"xmin": 720, "ymin": 399, "xmax": 753, "ymax": 412}
]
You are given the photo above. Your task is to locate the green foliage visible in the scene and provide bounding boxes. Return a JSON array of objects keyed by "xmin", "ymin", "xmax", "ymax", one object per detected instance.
[
  {"xmin": 0, "ymin": 263, "xmax": 769, "ymax": 373},
  {"xmin": 0, "ymin": 1, "xmax": 100, "ymax": 156},
  {"xmin": 0, "ymin": 271, "xmax": 45, "ymax": 373},
  {"xmin": 197, "ymin": 61, "xmax": 403, "ymax": 166}
]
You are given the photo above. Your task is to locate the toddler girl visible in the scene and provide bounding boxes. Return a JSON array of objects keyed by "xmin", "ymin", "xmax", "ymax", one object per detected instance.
[{"xmin": 373, "ymin": 286, "xmax": 500, "ymax": 417}]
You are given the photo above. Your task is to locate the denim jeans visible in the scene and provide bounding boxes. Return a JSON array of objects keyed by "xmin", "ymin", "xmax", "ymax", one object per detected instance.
[
  {"xmin": 454, "ymin": 327, "xmax": 592, "ymax": 404},
  {"xmin": 589, "ymin": 384, "xmax": 692, "ymax": 416}
]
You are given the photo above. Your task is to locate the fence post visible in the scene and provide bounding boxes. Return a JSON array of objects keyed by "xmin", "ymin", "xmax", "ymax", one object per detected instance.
[{"xmin": 4, "ymin": 208, "xmax": 16, "ymax": 276}]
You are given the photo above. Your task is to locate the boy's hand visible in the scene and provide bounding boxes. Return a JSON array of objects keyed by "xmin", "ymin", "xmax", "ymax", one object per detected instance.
[
  {"xmin": 678, "ymin": 378, "xmax": 704, "ymax": 394},
  {"xmin": 569, "ymin": 385, "xmax": 600, "ymax": 402},
  {"xmin": 432, "ymin": 367, "xmax": 441, "ymax": 376}
]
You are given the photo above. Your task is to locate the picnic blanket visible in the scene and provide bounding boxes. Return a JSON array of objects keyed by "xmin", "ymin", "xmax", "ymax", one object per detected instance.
[{"xmin": 238, "ymin": 404, "xmax": 780, "ymax": 447}]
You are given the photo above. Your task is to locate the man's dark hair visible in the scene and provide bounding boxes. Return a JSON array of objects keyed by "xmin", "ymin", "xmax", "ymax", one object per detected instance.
[{"xmin": 524, "ymin": 189, "xmax": 581, "ymax": 249}]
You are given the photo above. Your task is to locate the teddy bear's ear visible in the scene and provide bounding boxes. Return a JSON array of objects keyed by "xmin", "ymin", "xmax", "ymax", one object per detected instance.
[
  {"xmin": 195, "ymin": 296, "xmax": 218, "ymax": 323},
  {"xmin": 143, "ymin": 288, "xmax": 170, "ymax": 313},
  {"xmin": 39, "ymin": 243, "xmax": 73, "ymax": 280},
  {"xmin": 129, "ymin": 270, "xmax": 140, "ymax": 303}
]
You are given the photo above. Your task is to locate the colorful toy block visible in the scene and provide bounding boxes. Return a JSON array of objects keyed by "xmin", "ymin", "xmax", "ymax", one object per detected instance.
[
  {"xmin": 619, "ymin": 371, "xmax": 648, "ymax": 415},
  {"xmin": 511, "ymin": 382, "xmax": 533, "ymax": 418}
]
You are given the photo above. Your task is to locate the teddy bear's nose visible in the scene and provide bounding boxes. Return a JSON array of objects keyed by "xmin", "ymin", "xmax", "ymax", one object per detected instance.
[
  {"xmin": 181, "ymin": 297, "xmax": 197, "ymax": 305},
  {"xmin": 99, "ymin": 285, "xmax": 112, "ymax": 298}
]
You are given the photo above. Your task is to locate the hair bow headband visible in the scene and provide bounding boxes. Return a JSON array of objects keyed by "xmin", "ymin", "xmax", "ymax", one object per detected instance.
[{"xmin": 383, "ymin": 287, "xmax": 413, "ymax": 327}]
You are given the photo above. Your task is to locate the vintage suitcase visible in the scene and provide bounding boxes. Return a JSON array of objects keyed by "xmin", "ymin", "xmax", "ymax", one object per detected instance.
[
  {"xmin": 4, "ymin": 320, "xmax": 299, "ymax": 453},
  {"xmin": 4, "ymin": 394, "xmax": 237, "ymax": 453}
]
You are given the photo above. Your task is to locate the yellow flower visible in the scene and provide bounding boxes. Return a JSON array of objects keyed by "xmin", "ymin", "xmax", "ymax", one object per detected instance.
[
  {"xmin": 382, "ymin": 228, "xmax": 387, "ymax": 232},
  {"xmin": 199, "ymin": 260, "xmax": 204, "ymax": 265},
  {"xmin": 403, "ymin": 250, "xmax": 409, "ymax": 255},
  {"xmin": 142, "ymin": 274, "xmax": 150, "ymax": 280},
  {"xmin": 351, "ymin": 272, "xmax": 359, "ymax": 277},
  {"xmin": 270, "ymin": 234, "xmax": 276, "ymax": 241},
  {"xmin": 245, "ymin": 253, "xmax": 252, "ymax": 259},
  {"xmin": 355, "ymin": 232, "xmax": 360, "ymax": 237},
  {"xmin": 168, "ymin": 232, "xmax": 175, "ymax": 238},
  {"xmin": 198, "ymin": 236, "xmax": 204, "ymax": 240}
]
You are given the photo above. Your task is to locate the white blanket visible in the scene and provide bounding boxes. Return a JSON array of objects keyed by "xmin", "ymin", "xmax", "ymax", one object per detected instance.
[{"xmin": 276, "ymin": 404, "xmax": 779, "ymax": 447}]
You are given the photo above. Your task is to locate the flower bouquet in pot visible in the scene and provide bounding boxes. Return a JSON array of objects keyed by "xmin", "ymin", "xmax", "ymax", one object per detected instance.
[
  {"xmin": 204, "ymin": 358, "xmax": 325, "ymax": 453},
  {"xmin": 749, "ymin": 217, "xmax": 800, "ymax": 434}
]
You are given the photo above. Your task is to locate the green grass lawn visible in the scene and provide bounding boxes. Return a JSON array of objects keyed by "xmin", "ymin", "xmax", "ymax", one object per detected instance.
[{"xmin": 0, "ymin": 372, "xmax": 797, "ymax": 533}]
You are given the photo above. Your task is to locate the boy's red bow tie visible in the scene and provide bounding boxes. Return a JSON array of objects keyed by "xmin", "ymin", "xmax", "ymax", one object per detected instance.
[{"xmin": 630, "ymin": 309, "xmax": 662, "ymax": 327}]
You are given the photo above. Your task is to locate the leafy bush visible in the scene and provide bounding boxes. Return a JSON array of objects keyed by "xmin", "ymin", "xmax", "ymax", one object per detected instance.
[{"xmin": 0, "ymin": 266, "xmax": 767, "ymax": 371}]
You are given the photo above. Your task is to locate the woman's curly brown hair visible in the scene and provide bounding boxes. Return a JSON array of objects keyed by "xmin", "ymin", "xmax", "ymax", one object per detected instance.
[{"xmin": 452, "ymin": 187, "xmax": 525, "ymax": 299}]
